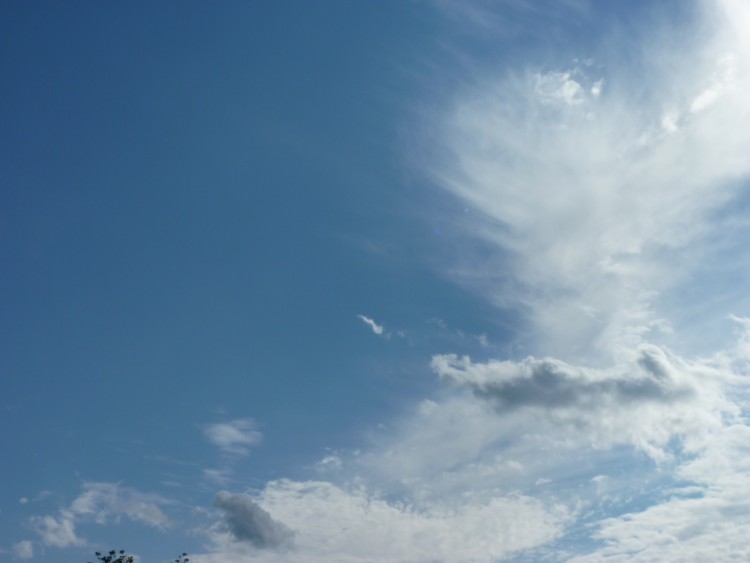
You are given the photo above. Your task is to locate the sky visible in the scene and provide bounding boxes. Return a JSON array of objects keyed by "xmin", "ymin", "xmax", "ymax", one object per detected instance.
[{"xmin": 3, "ymin": 1, "xmax": 750, "ymax": 561}]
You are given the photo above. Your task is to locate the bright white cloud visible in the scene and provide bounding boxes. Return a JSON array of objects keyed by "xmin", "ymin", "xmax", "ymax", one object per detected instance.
[
  {"xmin": 194, "ymin": 480, "xmax": 567, "ymax": 563},
  {"xmin": 204, "ymin": 418, "xmax": 263, "ymax": 456},
  {"xmin": 572, "ymin": 425, "xmax": 750, "ymax": 562},
  {"xmin": 405, "ymin": 2, "xmax": 750, "ymax": 559},
  {"xmin": 186, "ymin": 323, "xmax": 750, "ymax": 562},
  {"xmin": 425, "ymin": 0, "xmax": 750, "ymax": 363}
]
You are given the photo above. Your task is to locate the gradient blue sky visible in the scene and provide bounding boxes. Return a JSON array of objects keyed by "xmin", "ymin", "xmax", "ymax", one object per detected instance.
[{"xmin": 4, "ymin": 1, "xmax": 750, "ymax": 562}]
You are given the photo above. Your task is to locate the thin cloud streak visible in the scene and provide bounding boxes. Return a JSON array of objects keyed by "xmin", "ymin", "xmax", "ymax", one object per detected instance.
[{"xmin": 357, "ymin": 314, "xmax": 387, "ymax": 337}]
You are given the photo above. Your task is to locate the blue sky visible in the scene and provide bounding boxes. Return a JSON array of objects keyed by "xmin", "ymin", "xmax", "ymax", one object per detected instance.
[{"xmin": 4, "ymin": 1, "xmax": 750, "ymax": 562}]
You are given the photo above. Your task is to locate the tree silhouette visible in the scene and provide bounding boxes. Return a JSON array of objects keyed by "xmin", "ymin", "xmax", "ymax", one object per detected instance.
[
  {"xmin": 88, "ymin": 549, "xmax": 188, "ymax": 563},
  {"xmin": 89, "ymin": 551, "xmax": 133, "ymax": 563}
]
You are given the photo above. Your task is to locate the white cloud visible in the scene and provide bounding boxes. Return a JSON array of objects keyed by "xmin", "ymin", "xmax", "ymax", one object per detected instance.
[
  {"xmin": 195, "ymin": 480, "xmax": 567, "ymax": 563},
  {"xmin": 69, "ymin": 482, "xmax": 170, "ymax": 528},
  {"xmin": 30, "ymin": 511, "xmax": 81, "ymax": 548},
  {"xmin": 431, "ymin": 343, "xmax": 738, "ymax": 461},
  {"xmin": 12, "ymin": 540, "xmax": 34, "ymax": 560},
  {"xmin": 129, "ymin": 2, "xmax": 750, "ymax": 562},
  {"xmin": 423, "ymin": 0, "xmax": 750, "ymax": 363},
  {"xmin": 533, "ymin": 71, "xmax": 586, "ymax": 105},
  {"xmin": 183, "ymin": 3, "xmax": 750, "ymax": 562},
  {"xmin": 30, "ymin": 482, "xmax": 171, "ymax": 549},
  {"xmin": 572, "ymin": 426, "xmax": 750, "ymax": 561},
  {"xmin": 357, "ymin": 314, "xmax": 386, "ymax": 337},
  {"xmin": 186, "ymin": 316, "xmax": 750, "ymax": 562},
  {"xmin": 204, "ymin": 418, "xmax": 263, "ymax": 456}
]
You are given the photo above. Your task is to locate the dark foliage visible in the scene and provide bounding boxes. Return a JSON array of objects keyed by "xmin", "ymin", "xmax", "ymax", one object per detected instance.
[{"xmin": 88, "ymin": 549, "xmax": 188, "ymax": 563}]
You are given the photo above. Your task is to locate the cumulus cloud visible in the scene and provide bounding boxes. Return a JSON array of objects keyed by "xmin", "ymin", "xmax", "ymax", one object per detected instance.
[
  {"xmin": 31, "ymin": 482, "xmax": 171, "ymax": 548},
  {"xmin": 213, "ymin": 491, "xmax": 294, "ymax": 550},
  {"xmin": 190, "ymin": 323, "xmax": 750, "ymax": 562},
  {"xmin": 195, "ymin": 480, "xmax": 566, "ymax": 563},
  {"xmin": 431, "ymin": 344, "xmax": 740, "ymax": 460},
  {"xmin": 357, "ymin": 314, "xmax": 386, "ymax": 336},
  {"xmin": 204, "ymin": 418, "xmax": 262, "ymax": 456}
]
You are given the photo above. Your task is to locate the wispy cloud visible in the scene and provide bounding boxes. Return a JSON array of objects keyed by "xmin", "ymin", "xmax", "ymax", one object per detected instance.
[
  {"xmin": 204, "ymin": 418, "xmax": 263, "ymax": 456},
  {"xmin": 12, "ymin": 541, "xmax": 34, "ymax": 560},
  {"xmin": 30, "ymin": 510, "xmax": 82, "ymax": 548},
  {"xmin": 424, "ymin": 0, "xmax": 750, "ymax": 362},
  {"xmin": 30, "ymin": 482, "xmax": 171, "ymax": 548}
]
